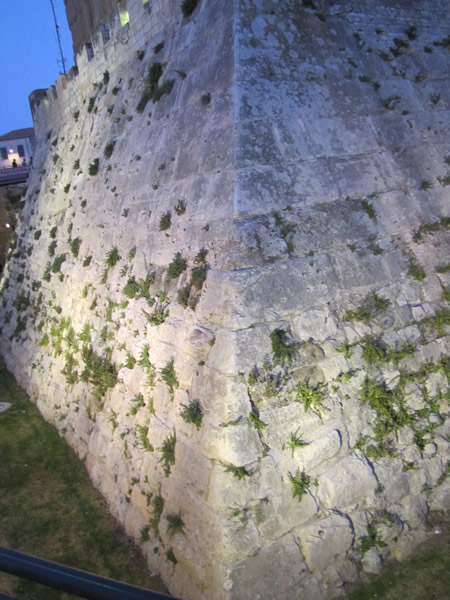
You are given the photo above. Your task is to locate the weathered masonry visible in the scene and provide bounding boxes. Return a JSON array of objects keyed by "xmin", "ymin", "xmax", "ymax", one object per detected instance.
[{"xmin": 1, "ymin": 1, "xmax": 449, "ymax": 598}]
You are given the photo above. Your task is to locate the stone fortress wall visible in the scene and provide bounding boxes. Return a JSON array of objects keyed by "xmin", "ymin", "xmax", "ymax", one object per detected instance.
[{"xmin": 1, "ymin": 1, "xmax": 449, "ymax": 599}]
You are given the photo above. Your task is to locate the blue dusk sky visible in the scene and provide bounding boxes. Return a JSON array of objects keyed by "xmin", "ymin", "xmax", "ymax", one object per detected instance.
[{"xmin": 0, "ymin": 0, "xmax": 74, "ymax": 136}]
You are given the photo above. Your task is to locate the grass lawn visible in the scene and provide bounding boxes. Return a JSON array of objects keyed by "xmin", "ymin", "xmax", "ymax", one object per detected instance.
[
  {"xmin": 0, "ymin": 359, "xmax": 168, "ymax": 599},
  {"xmin": 346, "ymin": 515, "xmax": 450, "ymax": 599}
]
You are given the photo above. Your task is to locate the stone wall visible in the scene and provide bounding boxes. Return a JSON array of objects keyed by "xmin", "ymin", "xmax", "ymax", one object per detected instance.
[{"xmin": 0, "ymin": 1, "xmax": 449, "ymax": 599}]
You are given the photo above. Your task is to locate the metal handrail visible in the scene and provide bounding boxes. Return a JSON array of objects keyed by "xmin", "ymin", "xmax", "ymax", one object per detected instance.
[{"xmin": 0, "ymin": 547, "xmax": 178, "ymax": 600}]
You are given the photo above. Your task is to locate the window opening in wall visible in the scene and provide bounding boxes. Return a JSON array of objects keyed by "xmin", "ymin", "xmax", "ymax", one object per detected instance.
[
  {"xmin": 0, "ymin": 147, "xmax": 7, "ymax": 160},
  {"xmin": 85, "ymin": 42, "xmax": 94, "ymax": 61},
  {"xmin": 118, "ymin": 1, "xmax": 130, "ymax": 27},
  {"xmin": 100, "ymin": 23, "xmax": 110, "ymax": 44},
  {"xmin": 17, "ymin": 145, "xmax": 25, "ymax": 158}
]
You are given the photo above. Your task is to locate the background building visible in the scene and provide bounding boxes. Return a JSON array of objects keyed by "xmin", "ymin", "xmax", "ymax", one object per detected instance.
[{"xmin": 0, "ymin": 127, "xmax": 35, "ymax": 168}]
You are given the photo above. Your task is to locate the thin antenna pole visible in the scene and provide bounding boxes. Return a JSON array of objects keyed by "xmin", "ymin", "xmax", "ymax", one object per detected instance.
[{"xmin": 49, "ymin": 0, "xmax": 67, "ymax": 75}]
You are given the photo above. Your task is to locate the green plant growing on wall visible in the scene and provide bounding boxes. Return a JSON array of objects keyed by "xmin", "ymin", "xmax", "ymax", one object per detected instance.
[
  {"xmin": 166, "ymin": 550, "xmax": 177, "ymax": 565},
  {"xmin": 104, "ymin": 141, "xmax": 116, "ymax": 159},
  {"xmin": 249, "ymin": 408, "xmax": 267, "ymax": 431},
  {"xmin": 87, "ymin": 97, "xmax": 96, "ymax": 113},
  {"xmin": 51, "ymin": 254, "xmax": 66, "ymax": 274},
  {"xmin": 123, "ymin": 273, "xmax": 155, "ymax": 301},
  {"xmin": 166, "ymin": 514, "xmax": 185, "ymax": 537},
  {"xmin": 153, "ymin": 80, "xmax": 174, "ymax": 102},
  {"xmin": 285, "ymin": 433, "xmax": 309, "ymax": 457},
  {"xmin": 105, "ymin": 247, "xmax": 121, "ymax": 268},
  {"xmin": 413, "ymin": 216, "xmax": 450, "ymax": 242},
  {"xmin": 144, "ymin": 291, "xmax": 170, "ymax": 326},
  {"xmin": 40, "ymin": 333, "xmax": 49, "ymax": 347},
  {"xmin": 43, "ymin": 262, "xmax": 51, "ymax": 282},
  {"xmin": 405, "ymin": 25, "xmax": 418, "ymax": 40},
  {"xmin": 361, "ymin": 337, "xmax": 387, "ymax": 365},
  {"xmin": 289, "ymin": 469, "xmax": 312, "ymax": 501},
  {"xmin": 224, "ymin": 463, "xmax": 249, "ymax": 480},
  {"xmin": 150, "ymin": 494, "xmax": 165, "ymax": 533},
  {"xmin": 159, "ymin": 211, "xmax": 171, "ymax": 231},
  {"xmin": 435, "ymin": 263, "xmax": 450, "ymax": 273},
  {"xmin": 420, "ymin": 179, "xmax": 432, "ymax": 190},
  {"xmin": 201, "ymin": 93, "xmax": 211, "ymax": 105},
  {"xmin": 360, "ymin": 376, "xmax": 411, "ymax": 455},
  {"xmin": 437, "ymin": 173, "xmax": 450, "ymax": 186},
  {"xmin": 73, "ymin": 110, "xmax": 80, "ymax": 122},
  {"xmin": 48, "ymin": 240, "xmax": 57, "ymax": 257},
  {"xmin": 160, "ymin": 433, "xmax": 176, "ymax": 476},
  {"xmin": 174, "ymin": 199, "xmax": 186, "ymax": 215},
  {"xmin": 383, "ymin": 95, "xmax": 401, "ymax": 110},
  {"xmin": 441, "ymin": 286, "xmax": 450, "ymax": 302},
  {"xmin": 181, "ymin": 0, "xmax": 198, "ymax": 18},
  {"xmin": 270, "ymin": 329, "xmax": 296, "ymax": 364},
  {"xmin": 50, "ymin": 226, "xmax": 57, "ymax": 239},
  {"xmin": 34, "ymin": 230, "xmax": 41, "ymax": 240},
  {"xmin": 357, "ymin": 520, "xmax": 387, "ymax": 555},
  {"xmin": 140, "ymin": 525, "xmax": 150, "ymax": 542},
  {"xmin": 70, "ymin": 237, "xmax": 82, "ymax": 258},
  {"xmin": 361, "ymin": 198, "xmax": 377, "ymax": 221},
  {"xmin": 191, "ymin": 265, "xmax": 207, "ymax": 290},
  {"xmin": 83, "ymin": 255, "xmax": 92, "ymax": 267},
  {"xmin": 408, "ymin": 256, "xmax": 426, "ymax": 281},
  {"xmin": 88, "ymin": 158, "xmax": 99, "ymax": 176},
  {"xmin": 343, "ymin": 292, "xmax": 390, "ymax": 323},
  {"xmin": 296, "ymin": 380, "xmax": 326, "ymax": 412},
  {"xmin": 78, "ymin": 323, "xmax": 91, "ymax": 343},
  {"xmin": 80, "ymin": 345, "xmax": 117, "ymax": 403},
  {"xmin": 130, "ymin": 393, "xmax": 145, "ymax": 415},
  {"xmin": 62, "ymin": 351, "xmax": 79, "ymax": 386},
  {"xmin": 137, "ymin": 62, "xmax": 174, "ymax": 112},
  {"xmin": 167, "ymin": 252, "xmax": 187, "ymax": 279},
  {"xmin": 128, "ymin": 246, "xmax": 136, "ymax": 260},
  {"xmin": 136, "ymin": 425, "xmax": 153, "ymax": 452},
  {"xmin": 73, "ymin": 159, "xmax": 80, "ymax": 170},
  {"xmin": 419, "ymin": 307, "xmax": 450, "ymax": 337},
  {"xmin": 160, "ymin": 359, "xmax": 178, "ymax": 393},
  {"xmin": 177, "ymin": 285, "xmax": 191, "ymax": 308},
  {"xmin": 180, "ymin": 399, "xmax": 203, "ymax": 429}
]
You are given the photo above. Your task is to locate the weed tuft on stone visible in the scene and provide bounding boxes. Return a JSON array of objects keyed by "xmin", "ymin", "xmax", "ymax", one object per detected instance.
[
  {"xmin": 166, "ymin": 514, "xmax": 185, "ymax": 537},
  {"xmin": 105, "ymin": 247, "xmax": 121, "ymax": 268},
  {"xmin": 289, "ymin": 469, "xmax": 312, "ymax": 501},
  {"xmin": 296, "ymin": 380, "xmax": 325, "ymax": 412},
  {"xmin": 180, "ymin": 399, "xmax": 203, "ymax": 429},
  {"xmin": 270, "ymin": 329, "xmax": 296, "ymax": 364},
  {"xmin": 344, "ymin": 292, "xmax": 390, "ymax": 323},
  {"xmin": 181, "ymin": 0, "xmax": 198, "ymax": 18},
  {"xmin": 88, "ymin": 158, "xmax": 99, "ymax": 176},
  {"xmin": 159, "ymin": 211, "xmax": 171, "ymax": 231},
  {"xmin": 167, "ymin": 252, "xmax": 187, "ymax": 279},
  {"xmin": 160, "ymin": 433, "xmax": 176, "ymax": 476},
  {"xmin": 160, "ymin": 359, "xmax": 178, "ymax": 392},
  {"xmin": 224, "ymin": 463, "xmax": 249, "ymax": 480}
]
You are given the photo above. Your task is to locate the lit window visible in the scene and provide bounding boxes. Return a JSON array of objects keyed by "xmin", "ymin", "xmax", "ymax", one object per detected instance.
[
  {"xmin": 118, "ymin": 1, "xmax": 130, "ymax": 26},
  {"xmin": 18, "ymin": 145, "xmax": 25, "ymax": 158},
  {"xmin": 0, "ymin": 147, "xmax": 7, "ymax": 160}
]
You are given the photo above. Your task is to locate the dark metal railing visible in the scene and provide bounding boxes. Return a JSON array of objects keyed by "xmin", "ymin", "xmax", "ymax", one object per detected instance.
[
  {"xmin": 0, "ymin": 547, "xmax": 178, "ymax": 600},
  {"xmin": 0, "ymin": 166, "xmax": 30, "ymax": 186}
]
